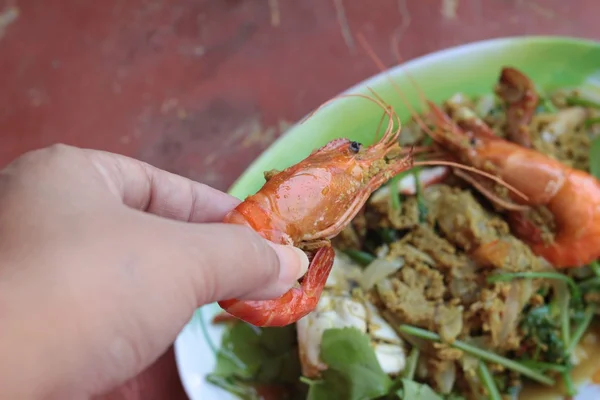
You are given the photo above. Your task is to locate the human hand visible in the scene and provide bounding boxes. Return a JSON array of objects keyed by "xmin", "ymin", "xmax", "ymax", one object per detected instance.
[{"xmin": 0, "ymin": 144, "xmax": 309, "ymax": 399}]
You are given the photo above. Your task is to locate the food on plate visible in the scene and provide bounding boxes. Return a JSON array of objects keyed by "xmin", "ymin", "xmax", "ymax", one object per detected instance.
[{"xmin": 207, "ymin": 66, "xmax": 600, "ymax": 399}]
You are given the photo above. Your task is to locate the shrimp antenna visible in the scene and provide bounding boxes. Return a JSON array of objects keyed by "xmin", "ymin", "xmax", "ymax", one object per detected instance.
[
  {"xmin": 356, "ymin": 32, "xmax": 434, "ymax": 138},
  {"xmin": 365, "ymin": 86, "xmax": 403, "ymax": 146},
  {"xmin": 300, "ymin": 88, "xmax": 403, "ymax": 149},
  {"xmin": 452, "ymin": 169, "xmax": 530, "ymax": 211},
  {"xmin": 412, "ymin": 160, "xmax": 528, "ymax": 202},
  {"xmin": 357, "ymin": 31, "xmax": 529, "ymax": 203}
]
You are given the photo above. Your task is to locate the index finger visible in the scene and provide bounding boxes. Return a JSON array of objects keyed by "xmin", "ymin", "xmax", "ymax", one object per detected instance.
[{"xmin": 83, "ymin": 149, "xmax": 241, "ymax": 223}]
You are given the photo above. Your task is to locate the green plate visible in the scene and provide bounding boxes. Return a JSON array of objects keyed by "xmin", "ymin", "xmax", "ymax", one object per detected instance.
[{"xmin": 175, "ymin": 36, "xmax": 600, "ymax": 400}]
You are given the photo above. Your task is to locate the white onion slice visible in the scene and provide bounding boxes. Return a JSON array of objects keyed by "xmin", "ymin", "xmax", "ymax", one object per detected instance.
[{"xmin": 360, "ymin": 257, "xmax": 405, "ymax": 291}]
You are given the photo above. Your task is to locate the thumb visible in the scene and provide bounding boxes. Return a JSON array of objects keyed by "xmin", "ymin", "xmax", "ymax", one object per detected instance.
[
  {"xmin": 133, "ymin": 218, "xmax": 310, "ymax": 307},
  {"xmin": 62, "ymin": 218, "xmax": 311, "ymax": 396},
  {"xmin": 189, "ymin": 223, "xmax": 310, "ymax": 304}
]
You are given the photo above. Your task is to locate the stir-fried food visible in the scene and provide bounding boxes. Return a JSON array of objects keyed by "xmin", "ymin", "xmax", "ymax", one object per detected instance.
[{"xmin": 208, "ymin": 66, "xmax": 600, "ymax": 400}]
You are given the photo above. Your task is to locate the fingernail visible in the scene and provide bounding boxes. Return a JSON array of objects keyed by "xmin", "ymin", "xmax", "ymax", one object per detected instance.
[{"xmin": 267, "ymin": 243, "xmax": 309, "ymax": 285}]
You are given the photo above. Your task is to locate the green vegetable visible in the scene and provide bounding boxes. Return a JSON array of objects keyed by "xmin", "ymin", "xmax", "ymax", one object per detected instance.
[
  {"xmin": 388, "ymin": 170, "xmax": 412, "ymax": 210},
  {"xmin": 562, "ymin": 371, "xmax": 576, "ymax": 397},
  {"xmin": 403, "ymin": 347, "xmax": 420, "ymax": 380},
  {"xmin": 477, "ymin": 362, "xmax": 502, "ymax": 400},
  {"xmin": 208, "ymin": 322, "xmax": 304, "ymax": 399},
  {"xmin": 487, "ymin": 271, "xmax": 582, "ymax": 303},
  {"xmin": 200, "ymin": 309, "xmax": 218, "ymax": 355},
  {"xmin": 565, "ymin": 96, "xmax": 600, "ymax": 109},
  {"xmin": 344, "ymin": 249, "xmax": 376, "ymax": 266},
  {"xmin": 396, "ymin": 379, "xmax": 443, "ymax": 400},
  {"xmin": 389, "ymin": 174, "xmax": 402, "ymax": 210},
  {"xmin": 579, "ymin": 276, "xmax": 600, "ymax": 290},
  {"xmin": 206, "ymin": 375, "xmax": 263, "ymax": 400},
  {"xmin": 398, "ymin": 325, "xmax": 555, "ymax": 386},
  {"xmin": 557, "ymin": 283, "xmax": 571, "ymax": 346},
  {"xmin": 585, "ymin": 117, "xmax": 600, "ymax": 128},
  {"xmin": 518, "ymin": 360, "xmax": 568, "ymax": 373},
  {"xmin": 566, "ymin": 305, "xmax": 597, "ymax": 354},
  {"xmin": 306, "ymin": 327, "xmax": 393, "ymax": 400},
  {"xmin": 412, "ymin": 167, "xmax": 428, "ymax": 223},
  {"xmin": 520, "ymin": 305, "xmax": 568, "ymax": 364},
  {"xmin": 591, "ymin": 260, "xmax": 600, "ymax": 278},
  {"xmin": 378, "ymin": 228, "xmax": 397, "ymax": 244},
  {"xmin": 538, "ymin": 97, "xmax": 557, "ymax": 113},
  {"xmin": 422, "ymin": 135, "xmax": 434, "ymax": 146},
  {"xmin": 590, "ymin": 136, "xmax": 600, "ymax": 179}
]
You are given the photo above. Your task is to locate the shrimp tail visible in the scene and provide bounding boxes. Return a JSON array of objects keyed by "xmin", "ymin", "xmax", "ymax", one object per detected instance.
[{"xmin": 218, "ymin": 246, "xmax": 335, "ymax": 327}]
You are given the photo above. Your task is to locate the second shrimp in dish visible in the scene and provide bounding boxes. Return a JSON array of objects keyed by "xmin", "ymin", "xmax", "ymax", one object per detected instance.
[
  {"xmin": 425, "ymin": 98, "xmax": 600, "ymax": 268},
  {"xmin": 359, "ymin": 36, "xmax": 600, "ymax": 269}
]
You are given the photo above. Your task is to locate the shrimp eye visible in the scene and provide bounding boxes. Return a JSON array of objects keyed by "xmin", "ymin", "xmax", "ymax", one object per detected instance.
[
  {"xmin": 469, "ymin": 138, "xmax": 477, "ymax": 146},
  {"xmin": 349, "ymin": 141, "xmax": 361, "ymax": 153}
]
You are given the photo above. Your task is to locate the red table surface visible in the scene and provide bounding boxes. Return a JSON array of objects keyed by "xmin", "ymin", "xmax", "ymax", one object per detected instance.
[{"xmin": 1, "ymin": 1, "xmax": 598, "ymax": 399}]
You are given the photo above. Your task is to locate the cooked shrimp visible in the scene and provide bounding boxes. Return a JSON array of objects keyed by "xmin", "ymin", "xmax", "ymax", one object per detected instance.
[
  {"xmin": 217, "ymin": 93, "xmax": 415, "ymax": 327},
  {"xmin": 358, "ymin": 33, "xmax": 600, "ymax": 268},
  {"xmin": 426, "ymin": 101, "xmax": 600, "ymax": 268}
]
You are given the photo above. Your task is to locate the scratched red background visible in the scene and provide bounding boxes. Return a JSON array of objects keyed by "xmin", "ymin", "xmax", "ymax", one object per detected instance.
[{"xmin": 1, "ymin": 1, "xmax": 597, "ymax": 399}]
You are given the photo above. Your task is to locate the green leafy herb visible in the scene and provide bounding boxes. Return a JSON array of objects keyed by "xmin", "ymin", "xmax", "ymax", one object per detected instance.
[
  {"xmin": 562, "ymin": 371, "xmax": 576, "ymax": 397},
  {"xmin": 206, "ymin": 374, "xmax": 263, "ymax": 400},
  {"xmin": 200, "ymin": 308, "xmax": 218, "ymax": 355},
  {"xmin": 209, "ymin": 322, "xmax": 304, "ymax": 399},
  {"xmin": 396, "ymin": 379, "xmax": 443, "ymax": 400},
  {"xmin": 538, "ymin": 97, "xmax": 557, "ymax": 113},
  {"xmin": 566, "ymin": 305, "xmax": 597, "ymax": 354},
  {"xmin": 518, "ymin": 360, "xmax": 568, "ymax": 373},
  {"xmin": 557, "ymin": 282, "xmax": 572, "ymax": 346},
  {"xmin": 487, "ymin": 271, "xmax": 582, "ymax": 303},
  {"xmin": 378, "ymin": 228, "xmax": 397, "ymax": 244},
  {"xmin": 403, "ymin": 347, "xmax": 420, "ymax": 380},
  {"xmin": 306, "ymin": 327, "xmax": 393, "ymax": 400},
  {"xmin": 477, "ymin": 362, "xmax": 502, "ymax": 400},
  {"xmin": 585, "ymin": 117, "xmax": 600, "ymax": 128},
  {"xmin": 579, "ymin": 276, "xmax": 600, "ymax": 290},
  {"xmin": 389, "ymin": 174, "xmax": 402, "ymax": 210},
  {"xmin": 565, "ymin": 96, "xmax": 600, "ymax": 109},
  {"xmin": 591, "ymin": 261, "xmax": 600, "ymax": 278},
  {"xmin": 412, "ymin": 167, "xmax": 428, "ymax": 222},
  {"xmin": 520, "ymin": 305, "xmax": 568, "ymax": 364},
  {"xmin": 388, "ymin": 170, "xmax": 412, "ymax": 210},
  {"xmin": 398, "ymin": 325, "xmax": 555, "ymax": 386},
  {"xmin": 344, "ymin": 249, "xmax": 376, "ymax": 266},
  {"xmin": 590, "ymin": 136, "xmax": 600, "ymax": 179}
]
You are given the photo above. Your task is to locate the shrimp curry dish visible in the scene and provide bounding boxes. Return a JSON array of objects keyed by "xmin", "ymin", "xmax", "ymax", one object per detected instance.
[{"xmin": 207, "ymin": 66, "xmax": 600, "ymax": 400}]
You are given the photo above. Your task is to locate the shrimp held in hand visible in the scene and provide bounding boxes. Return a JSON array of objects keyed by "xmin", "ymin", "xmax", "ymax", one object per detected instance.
[{"xmin": 217, "ymin": 94, "xmax": 414, "ymax": 327}]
